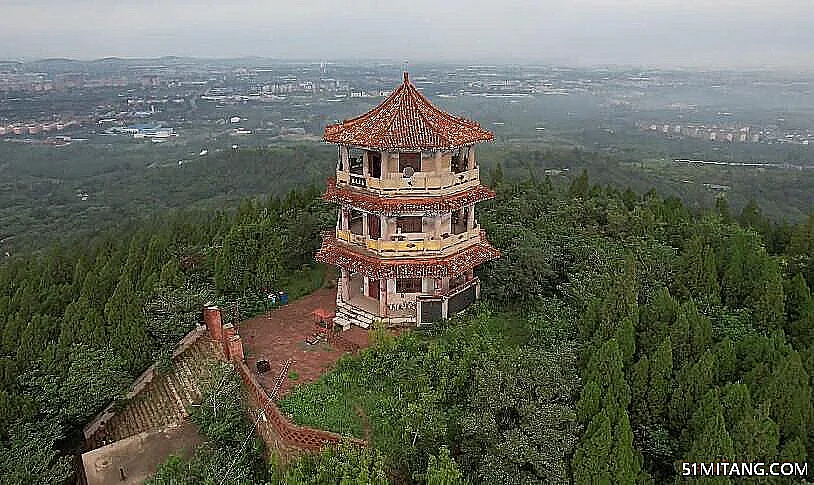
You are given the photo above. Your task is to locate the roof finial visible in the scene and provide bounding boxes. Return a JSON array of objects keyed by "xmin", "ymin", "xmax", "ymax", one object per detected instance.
[{"xmin": 403, "ymin": 71, "xmax": 409, "ymax": 83}]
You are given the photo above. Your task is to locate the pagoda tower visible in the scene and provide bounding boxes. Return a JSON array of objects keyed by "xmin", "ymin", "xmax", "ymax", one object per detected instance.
[{"xmin": 316, "ymin": 73, "xmax": 500, "ymax": 328}]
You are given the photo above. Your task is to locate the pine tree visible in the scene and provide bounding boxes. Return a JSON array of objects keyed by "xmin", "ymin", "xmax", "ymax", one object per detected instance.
[
  {"xmin": 719, "ymin": 383, "xmax": 752, "ymax": 433},
  {"xmin": 669, "ymin": 350, "xmax": 717, "ymax": 431},
  {"xmin": 670, "ymin": 301, "xmax": 712, "ymax": 370},
  {"xmin": 574, "ymin": 340, "xmax": 647, "ymax": 484},
  {"xmin": 573, "ymin": 409, "xmax": 613, "ymax": 484},
  {"xmin": 784, "ymin": 273, "xmax": 813, "ymax": 347},
  {"xmin": 715, "ymin": 195, "xmax": 732, "ymax": 223},
  {"xmin": 730, "ymin": 403, "xmax": 779, "ymax": 463},
  {"xmin": 630, "ymin": 356, "xmax": 650, "ymax": 423},
  {"xmin": 685, "ymin": 391, "xmax": 734, "ymax": 485},
  {"xmin": 768, "ymin": 351, "xmax": 811, "ymax": 443},
  {"xmin": 638, "ymin": 287, "xmax": 678, "ymax": 355},
  {"xmin": 425, "ymin": 446, "xmax": 467, "ymax": 485},
  {"xmin": 569, "ymin": 169, "xmax": 590, "ymax": 199},
  {"xmin": 647, "ymin": 338, "xmax": 673, "ymax": 422}
]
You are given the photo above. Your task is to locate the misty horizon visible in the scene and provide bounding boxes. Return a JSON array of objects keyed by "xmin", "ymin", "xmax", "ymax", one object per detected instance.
[{"xmin": 1, "ymin": 0, "xmax": 813, "ymax": 71}]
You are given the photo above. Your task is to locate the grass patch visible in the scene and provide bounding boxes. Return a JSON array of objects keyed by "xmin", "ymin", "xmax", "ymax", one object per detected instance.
[{"xmin": 277, "ymin": 307, "xmax": 532, "ymax": 441}]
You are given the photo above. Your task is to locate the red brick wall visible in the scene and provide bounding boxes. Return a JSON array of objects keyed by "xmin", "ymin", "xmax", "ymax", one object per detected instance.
[
  {"xmin": 203, "ymin": 306, "xmax": 364, "ymax": 454},
  {"xmin": 234, "ymin": 359, "xmax": 365, "ymax": 452},
  {"xmin": 203, "ymin": 306, "xmax": 223, "ymax": 343},
  {"xmin": 228, "ymin": 335, "xmax": 244, "ymax": 361}
]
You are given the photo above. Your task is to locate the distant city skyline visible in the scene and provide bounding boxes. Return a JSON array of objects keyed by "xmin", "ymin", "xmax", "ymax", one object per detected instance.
[{"xmin": 1, "ymin": 0, "xmax": 812, "ymax": 70}]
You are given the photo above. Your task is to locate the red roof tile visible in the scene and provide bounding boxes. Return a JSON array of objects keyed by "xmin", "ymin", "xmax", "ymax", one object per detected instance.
[
  {"xmin": 323, "ymin": 72, "xmax": 494, "ymax": 150},
  {"xmin": 323, "ymin": 179, "xmax": 496, "ymax": 215},
  {"xmin": 315, "ymin": 231, "xmax": 501, "ymax": 279}
]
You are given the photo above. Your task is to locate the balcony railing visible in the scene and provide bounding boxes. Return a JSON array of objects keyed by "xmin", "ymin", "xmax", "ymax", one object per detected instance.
[
  {"xmin": 349, "ymin": 173, "xmax": 367, "ymax": 187},
  {"xmin": 336, "ymin": 168, "xmax": 480, "ymax": 194},
  {"xmin": 335, "ymin": 226, "xmax": 481, "ymax": 256}
]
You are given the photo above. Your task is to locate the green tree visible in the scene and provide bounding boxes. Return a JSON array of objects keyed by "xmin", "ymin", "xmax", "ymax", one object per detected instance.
[
  {"xmin": 684, "ymin": 390, "xmax": 734, "ymax": 485},
  {"xmin": 569, "ymin": 169, "xmax": 590, "ymax": 199},
  {"xmin": 573, "ymin": 340, "xmax": 647, "ymax": 484},
  {"xmin": 25, "ymin": 344, "xmax": 132, "ymax": 430},
  {"xmin": 0, "ymin": 421, "xmax": 73, "ymax": 485},
  {"xmin": 768, "ymin": 351, "xmax": 811, "ymax": 443},
  {"xmin": 425, "ymin": 446, "xmax": 467, "ymax": 485}
]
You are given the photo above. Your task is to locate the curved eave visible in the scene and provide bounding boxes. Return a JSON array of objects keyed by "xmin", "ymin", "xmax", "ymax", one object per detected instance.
[
  {"xmin": 315, "ymin": 231, "xmax": 501, "ymax": 279},
  {"xmin": 321, "ymin": 134, "xmax": 495, "ymax": 152},
  {"xmin": 323, "ymin": 180, "xmax": 497, "ymax": 215}
]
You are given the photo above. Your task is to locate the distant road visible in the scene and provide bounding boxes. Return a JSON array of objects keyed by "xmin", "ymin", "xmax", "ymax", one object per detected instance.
[{"xmin": 674, "ymin": 159, "xmax": 813, "ymax": 170}]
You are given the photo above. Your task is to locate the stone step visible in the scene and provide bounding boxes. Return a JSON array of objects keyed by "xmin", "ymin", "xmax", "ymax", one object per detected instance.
[
  {"xmin": 174, "ymin": 359, "xmax": 193, "ymax": 391},
  {"xmin": 164, "ymin": 376, "xmax": 187, "ymax": 419},
  {"xmin": 177, "ymin": 359, "xmax": 201, "ymax": 402},
  {"xmin": 169, "ymin": 372, "xmax": 193, "ymax": 411},
  {"xmin": 149, "ymin": 387, "xmax": 167, "ymax": 427},
  {"xmin": 386, "ymin": 316, "xmax": 415, "ymax": 325},
  {"xmin": 337, "ymin": 305, "xmax": 375, "ymax": 320},
  {"xmin": 332, "ymin": 316, "xmax": 352, "ymax": 331},
  {"xmin": 175, "ymin": 366, "xmax": 196, "ymax": 404},
  {"xmin": 142, "ymin": 384, "xmax": 162, "ymax": 429},
  {"xmin": 152, "ymin": 378, "xmax": 174, "ymax": 427},
  {"xmin": 131, "ymin": 400, "xmax": 147, "ymax": 433},
  {"xmin": 336, "ymin": 308, "xmax": 376, "ymax": 328}
]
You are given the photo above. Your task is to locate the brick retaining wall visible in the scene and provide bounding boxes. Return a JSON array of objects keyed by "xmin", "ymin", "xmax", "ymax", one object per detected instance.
[
  {"xmin": 234, "ymin": 359, "xmax": 365, "ymax": 453},
  {"xmin": 204, "ymin": 305, "xmax": 365, "ymax": 455}
]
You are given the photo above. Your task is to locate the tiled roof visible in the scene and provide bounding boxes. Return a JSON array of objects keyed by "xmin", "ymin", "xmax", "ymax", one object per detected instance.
[
  {"xmin": 315, "ymin": 231, "xmax": 501, "ymax": 279},
  {"xmin": 323, "ymin": 73, "xmax": 494, "ymax": 150},
  {"xmin": 323, "ymin": 179, "xmax": 496, "ymax": 215}
]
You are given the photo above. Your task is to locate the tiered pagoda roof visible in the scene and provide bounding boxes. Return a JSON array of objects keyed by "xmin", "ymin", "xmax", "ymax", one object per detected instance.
[
  {"xmin": 323, "ymin": 179, "xmax": 496, "ymax": 215},
  {"xmin": 316, "ymin": 231, "xmax": 501, "ymax": 279},
  {"xmin": 323, "ymin": 72, "xmax": 494, "ymax": 150}
]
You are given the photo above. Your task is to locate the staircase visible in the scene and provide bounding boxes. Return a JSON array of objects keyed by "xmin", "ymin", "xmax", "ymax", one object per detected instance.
[
  {"xmin": 101, "ymin": 337, "xmax": 220, "ymax": 444},
  {"xmin": 334, "ymin": 301, "xmax": 376, "ymax": 329},
  {"xmin": 334, "ymin": 278, "xmax": 417, "ymax": 329}
]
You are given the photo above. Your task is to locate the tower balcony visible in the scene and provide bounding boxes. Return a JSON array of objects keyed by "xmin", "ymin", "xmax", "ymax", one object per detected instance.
[
  {"xmin": 335, "ymin": 226, "xmax": 482, "ymax": 257},
  {"xmin": 336, "ymin": 167, "xmax": 480, "ymax": 195}
]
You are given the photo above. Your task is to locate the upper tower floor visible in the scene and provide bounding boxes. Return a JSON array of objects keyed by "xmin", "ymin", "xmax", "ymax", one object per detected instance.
[
  {"xmin": 323, "ymin": 72, "xmax": 493, "ymax": 196},
  {"xmin": 334, "ymin": 145, "xmax": 480, "ymax": 194}
]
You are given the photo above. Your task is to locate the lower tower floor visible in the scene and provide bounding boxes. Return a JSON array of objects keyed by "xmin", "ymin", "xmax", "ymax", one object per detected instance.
[{"xmin": 332, "ymin": 269, "xmax": 481, "ymax": 328}]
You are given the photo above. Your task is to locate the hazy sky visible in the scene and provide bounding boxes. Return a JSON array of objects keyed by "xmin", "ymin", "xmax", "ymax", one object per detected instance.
[{"xmin": 1, "ymin": 0, "xmax": 812, "ymax": 69}]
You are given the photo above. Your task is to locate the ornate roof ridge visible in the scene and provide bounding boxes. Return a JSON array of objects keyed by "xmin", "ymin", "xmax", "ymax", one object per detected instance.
[{"xmin": 323, "ymin": 72, "xmax": 494, "ymax": 150}]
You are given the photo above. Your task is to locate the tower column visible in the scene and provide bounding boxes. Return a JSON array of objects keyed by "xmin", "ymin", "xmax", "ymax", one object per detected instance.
[
  {"xmin": 467, "ymin": 204, "xmax": 475, "ymax": 230},
  {"xmin": 340, "ymin": 146, "xmax": 349, "ymax": 171},
  {"xmin": 379, "ymin": 279, "xmax": 388, "ymax": 316},
  {"xmin": 340, "ymin": 269, "xmax": 350, "ymax": 301},
  {"xmin": 362, "ymin": 151, "xmax": 369, "ymax": 177}
]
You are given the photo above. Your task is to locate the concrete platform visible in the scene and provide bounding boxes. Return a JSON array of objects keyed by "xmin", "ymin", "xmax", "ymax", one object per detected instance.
[{"xmin": 81, "ymin": 420, "xmax": 201, "ymax": 485}]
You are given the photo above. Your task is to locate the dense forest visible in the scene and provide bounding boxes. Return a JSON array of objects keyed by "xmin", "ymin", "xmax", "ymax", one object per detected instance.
[
  {"xmin": 276, "ymin": 171, "xmax": 814, "ymax": 484},
  {"xmin": 0, "ymin": 154, "xmax": 813, "ymax": 483},
  {"xmin": 3, "ymin": 141, "xmax": 813, "ymax": 253},
  {"xmin": 0, "ymin": 185, "xmax": 333, "ymax": 484}
]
